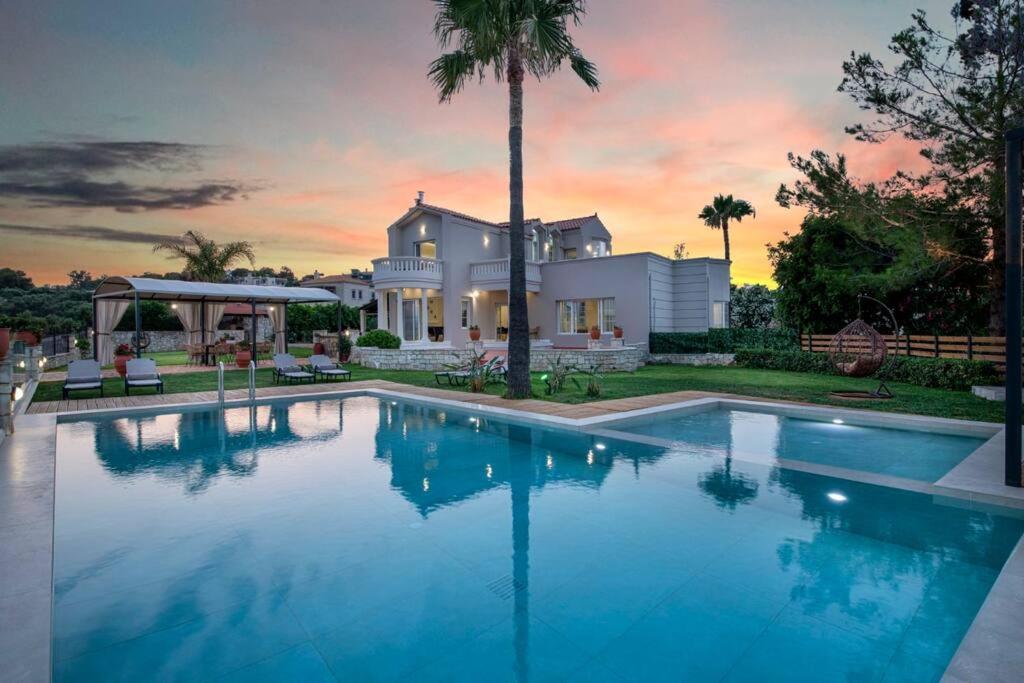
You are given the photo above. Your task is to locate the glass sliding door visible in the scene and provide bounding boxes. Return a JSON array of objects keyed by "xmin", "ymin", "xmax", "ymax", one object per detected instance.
[
  {"xmin": 495, "ymin": 304, "xmax": 509, "ymax": 341},
  {"xmin": 402, "ymin": 299, "xmax": 420, "ymax": 341}
]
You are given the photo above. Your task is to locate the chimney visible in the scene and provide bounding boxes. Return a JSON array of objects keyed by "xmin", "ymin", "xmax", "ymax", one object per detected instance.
[{"xmin": 416, "ymin": 190, "xmax": 424, "ymax": 205}]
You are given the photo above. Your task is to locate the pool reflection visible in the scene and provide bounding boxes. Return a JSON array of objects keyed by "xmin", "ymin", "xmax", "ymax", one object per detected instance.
[{"xmin": 53, "ymin": 396, "xmax": 1024, "ymax": 682}]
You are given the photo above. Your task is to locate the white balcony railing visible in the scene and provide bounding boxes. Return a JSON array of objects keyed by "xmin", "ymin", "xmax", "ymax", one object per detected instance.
[
  {"xmin": 371, "ymin": 257, "xmax": 444, "ymax": 288},
  {"xmin": 469, "ymin": 258, "xmax": 542, "ymax": 291}
]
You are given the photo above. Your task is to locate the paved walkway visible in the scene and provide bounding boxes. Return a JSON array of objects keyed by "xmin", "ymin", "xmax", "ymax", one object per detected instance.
[{"xmin": 26, "ymin": 379, "xmax": 718, "ymax": 418}]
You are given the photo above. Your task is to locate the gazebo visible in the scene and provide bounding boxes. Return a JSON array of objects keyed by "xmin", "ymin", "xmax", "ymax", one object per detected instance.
[{"xmin": 91, "ymin": 277, "xmax": 341, "ymax": 365}]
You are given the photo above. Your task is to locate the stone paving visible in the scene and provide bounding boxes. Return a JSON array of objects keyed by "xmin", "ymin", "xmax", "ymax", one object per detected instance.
[{"xmin": 26, "ymin": 378, "xmax": 718, "ymax": 418}]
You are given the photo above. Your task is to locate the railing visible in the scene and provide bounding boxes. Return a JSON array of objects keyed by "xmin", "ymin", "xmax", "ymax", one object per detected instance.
[
  {"xmin": 248, "ymin": 360, "xmax": 256, "ymax": 402},
  {"xmin": 802, "ymin": 333, "xmax": 1011, "ymax": 367},
  {"xmin": 371, "ymin": 256, "xmax": 444, "ymax": 287},
  {"xmin": 217, "ymin": 362, "xmax": 225, "ymax": 406},
  {"xmin": 41, "ymin": 333, "xmax": 74, "ymax": 357},
  {"xmin": 469, "ymin": 258, "xmax": 542, "ymax": 287}
]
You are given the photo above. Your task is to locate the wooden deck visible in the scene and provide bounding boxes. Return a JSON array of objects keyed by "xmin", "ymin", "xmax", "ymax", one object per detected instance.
[{"xmin": 26, "ymin": 379, "xmax": 719, "ymax": 419}]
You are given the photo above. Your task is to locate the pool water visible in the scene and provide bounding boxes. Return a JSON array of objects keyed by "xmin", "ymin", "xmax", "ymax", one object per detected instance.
[
  {"xmin": 53, "ymin": 396, "xmax": 1023, "ymax": 682},
  {"xmin": 610, "ymin": 408, "xmax": 988, "ymax": 482}
]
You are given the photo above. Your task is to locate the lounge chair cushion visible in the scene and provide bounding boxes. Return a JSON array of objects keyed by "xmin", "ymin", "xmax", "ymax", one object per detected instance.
[
  {"xmin": 127, "ymin": 373, "xmax": 160, "ymax": 381},
  {"xmin": 127, "ymin": 378, "xmax": 163, "ymax": 386},
  {"xmin": 65, "ymin": 381, "xmax": 102, "ymax": 390},
  {"xmin": 279, "ymin": 365, "xmax": 309, "ymax": 375},
  {"xmin": 319, "ymin": 367, "xmax": 349, "ymax": 374}
]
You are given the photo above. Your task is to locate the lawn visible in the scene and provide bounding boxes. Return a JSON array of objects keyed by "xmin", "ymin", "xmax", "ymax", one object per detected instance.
[{"xmin": 32, "ymin": 362, "xmax": 1006, "ymax": 423}]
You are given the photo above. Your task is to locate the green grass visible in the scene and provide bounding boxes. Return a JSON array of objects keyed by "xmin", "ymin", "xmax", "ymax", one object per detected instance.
[{"xmin": 32, "ymin": 363, "xmax": 1006, "ymax": 423}]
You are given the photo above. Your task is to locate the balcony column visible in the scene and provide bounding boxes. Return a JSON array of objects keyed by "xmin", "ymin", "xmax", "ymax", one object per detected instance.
[
  {"xmin": 379, "ymin": 289, "xmax": 390, "ymax": 333},
  {"xmin": 396, "ymin": 289, "xmax": 405, "ymax": 342},
  {"xmin": 420, "ymin": 289, "xmax": 429, "ymax": 342}
]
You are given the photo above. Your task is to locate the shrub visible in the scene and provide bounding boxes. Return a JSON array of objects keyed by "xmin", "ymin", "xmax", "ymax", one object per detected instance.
[
  {"xmin": 650, "ymin": 328, "xmax": 798, "ymax": 354},
  {"xmin": 733, "ymin": 348, "xmax": 999, "ymax": 391},
  {"xmin": 356, "ymin": 329, "xmax": 401, "ymax": 349},
  {"xmin": 338, "ymin": 333, "xmax": 353, "ymax": 358}
]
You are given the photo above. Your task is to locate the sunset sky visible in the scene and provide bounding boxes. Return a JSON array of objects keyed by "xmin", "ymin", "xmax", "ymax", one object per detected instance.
[{"xmin": 1, "ymin": 0, "xmax": 947, "ymax": 286}]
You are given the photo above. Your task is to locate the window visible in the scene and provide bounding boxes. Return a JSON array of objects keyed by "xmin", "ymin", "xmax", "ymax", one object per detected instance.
[
  {"xmin": 415, "ymin": 240, "xmax": 436, "ymax": 258},
  {"xmin": 530, "ymin": 232, "xmax": 540, "ymax": 261},
  {"xmin": 563, "ymin": 247, "xmax": 577, "ymax": 260},
  {"xmin": 460, "ymin": 298, "xmax": 472, "ymax": 329},
  {"xmin": 351, "ymin": 290, "xmax": 357, "ymax": 300},
  {"xmin": 591, "ymin": 239, "xmax": 609, "ymax": 257},
  {"xmin": 557, "ymin": 298, "xmax": 615, "ymax": 334},
  {"xmin": 711, "ymin": 301, "xmax": 728, "ymax": 329}
]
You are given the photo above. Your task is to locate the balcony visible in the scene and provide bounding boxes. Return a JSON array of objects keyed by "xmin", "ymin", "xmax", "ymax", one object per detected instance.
[
  {"xmin": 371, "ymin": 257, "xmax": 444, "ymax": 289},
  {"xmin": 469, "ymin": 258, "xmax": 542, "ymax": 292}
]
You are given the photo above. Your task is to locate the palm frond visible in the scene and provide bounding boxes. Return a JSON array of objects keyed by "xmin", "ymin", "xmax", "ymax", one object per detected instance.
[{"xmin": 429, "ymin": 50, "xmax": 478, "ymax": 102}]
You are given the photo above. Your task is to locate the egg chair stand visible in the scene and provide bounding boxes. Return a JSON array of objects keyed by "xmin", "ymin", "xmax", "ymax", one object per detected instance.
[{"xmin": 828, "ymin": 294, "xmax": 899, "ymax": 400}]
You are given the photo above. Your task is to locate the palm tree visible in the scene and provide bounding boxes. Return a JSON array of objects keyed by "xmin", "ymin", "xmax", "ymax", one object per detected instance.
[
  {"xmin": 429, "ymin": 0, "xmax": 599, "ymax": 398},
  {"xmin": 152, "ymin": 230, "xmax": 255, "ymax": 282},
  {"xmin": 698, "ymin": 194, "xmax": 755, "ymax": 262}
]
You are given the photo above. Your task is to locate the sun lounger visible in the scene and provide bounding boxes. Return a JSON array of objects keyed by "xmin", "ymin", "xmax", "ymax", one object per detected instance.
[
  {"xmin": 63, "ymin": 360, "xmax": 104, "ymax": 399},
  {"xmin": 124, "ymin": 358, "xmax": 164, "ymax": 396},
  {"xmin": 273, "ymin": 353, "xmax": 315, "ymax": 384},
  {"xmin": 308, "ymin": 354, "xmax": 351, "ymax": 382}
]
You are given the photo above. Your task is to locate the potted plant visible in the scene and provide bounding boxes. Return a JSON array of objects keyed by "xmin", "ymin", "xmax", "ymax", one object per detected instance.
[
  {"xmin": 338, "ymin": 334, "xmax": 352, "ymax": 362},
  {"xmin": 235, "ymin": 340, "xmax": 252, "ymax": 368},
  {"xmin": 469, "ymin": 324, "xmax": 481, "ymax": 341},
  {"xmin": 313, "ymin": 333, "xmax": 326, "ymax": 355},
  {"xmin": 589, "ymin": 325, "xmax": 601, "ymax": 341},
  {"xmin": 113, "ymin": 343, "xmax": 134, "ymax": 377},
  {"xmin": 613, "ymin": 325, "xmax": 623, "ymax": 339},
  {"xmin": 14, "ymin": 315, "xmax": 44, "ymax": 346},
  {"xmin": 75, "ymin": 336, "xmax": 91, "ymax": 360}
]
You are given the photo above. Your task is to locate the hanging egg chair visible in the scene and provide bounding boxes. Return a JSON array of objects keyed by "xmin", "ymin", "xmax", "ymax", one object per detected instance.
[{"xmin": 828, "ymin": 318, "xmax": 887, "ymax": 378}]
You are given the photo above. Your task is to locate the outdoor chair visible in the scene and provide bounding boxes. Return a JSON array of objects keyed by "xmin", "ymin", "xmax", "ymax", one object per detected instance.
[
  {"xmin": 124, "ymin": 358, "xmax": 164, "ymax": 396},
  {"xmin": 63, "ymin": 360, "xmax": 104, "ymax": 399},
  {"xmin": 186, "ymin": 344, "xmax": 205, "ymax": 366},
  {"xmin": 273, "ymin": 354, "xmax": 315, "ymax": 384},
  {"xmin": 308, "ymin": 354, "xmax": 351, "ymax": 382}
]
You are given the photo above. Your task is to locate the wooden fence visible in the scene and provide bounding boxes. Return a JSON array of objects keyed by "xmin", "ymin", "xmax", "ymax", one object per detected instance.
[{"xmin": 801, "ymin": 334, "xmax": 1010, "ymax": 367}]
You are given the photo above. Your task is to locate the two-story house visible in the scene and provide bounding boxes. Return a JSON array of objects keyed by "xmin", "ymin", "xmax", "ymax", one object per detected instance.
[
  {"xmin": 370, "ymin": 193, "xmax": 730, "ymax": 349},
  {"xmin": 300, "ymin": 274, "xmax": 374, "ymax": 304}
]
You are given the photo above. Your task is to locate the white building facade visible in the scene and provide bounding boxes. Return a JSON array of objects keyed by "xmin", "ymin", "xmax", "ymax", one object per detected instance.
[{"xmin": 370, "ymin": 195, "xmax": 730, "ymax": 349}]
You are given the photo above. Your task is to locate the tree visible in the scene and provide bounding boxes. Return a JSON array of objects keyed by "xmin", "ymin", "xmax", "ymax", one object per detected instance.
[
  {"xmin": 838, "ymin": 0, "xmax": 1024, "ymax": 333},
  {"xmin": 429, "ymin": 0, "xmax": 599, "ymax": 398},
  {"xmin": 0, "ymin": 267, "xmax": 33, "ymax": 290},
  {"xmin": 697, "ymin": 194, "xmax": 755, "ymax": 261},
  {"xmin": 672, "ymin": 242, "xmax": 688, "ymax": 260},
  {"xmin": 67, "ymin": 269, "xmax": 98, "ymax": 289},
  {"xmin": 773, "ymin": 151, "xmax": 990, "ymax": 333},
  {"xmin": 730, "ymin": 284, "xmax": 776, "ymax": 329},
  {"xmin": 152, "ymin": 230, "xmax": 255, "ymax": 282}
]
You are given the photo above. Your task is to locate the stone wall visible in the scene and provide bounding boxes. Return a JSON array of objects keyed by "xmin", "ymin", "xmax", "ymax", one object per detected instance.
[
  {"xmin": 647, "ymin": 353, "xmax": 735, "ymax": 366},
  {"xmin": 351, "ymin": 345, "xmax": 646, "ymax": 372},
  {"xmin": 112, "ymin": 320, "xmax": 274, "ymax": 353}
]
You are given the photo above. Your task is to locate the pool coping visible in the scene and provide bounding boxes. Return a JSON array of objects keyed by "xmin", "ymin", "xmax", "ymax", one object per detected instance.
[{"xmin": 5, "ymin": 386, "xmax": 1024, "ymax": 682}]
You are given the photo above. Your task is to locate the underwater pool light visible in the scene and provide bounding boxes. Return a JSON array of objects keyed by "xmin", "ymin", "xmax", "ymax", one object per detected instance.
[{"xmin": 827, "ymin": 491, "xmax": 848, "ymax": 503}]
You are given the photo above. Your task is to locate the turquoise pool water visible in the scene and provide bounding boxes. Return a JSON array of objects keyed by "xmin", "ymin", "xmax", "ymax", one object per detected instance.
[
  {"xmin": 611, "ymin": 408, "xmax": 988, "ymax": 482},
  {"xmin": 53, "ymin": 396, "xmax": 1022, "ymax": 682}
]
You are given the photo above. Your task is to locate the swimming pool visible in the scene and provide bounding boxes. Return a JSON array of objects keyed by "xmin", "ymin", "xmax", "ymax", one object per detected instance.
[
  {"xmin": 605, "ymin": 406, "xmax": 988, "ymax": 482},
  {"xmin": 53, "ymin": 395, "xmax": 1023, "ymax": 681}
]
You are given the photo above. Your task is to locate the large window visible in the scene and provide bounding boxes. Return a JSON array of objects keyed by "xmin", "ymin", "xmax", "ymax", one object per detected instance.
[
  {"xmin": 711, "ymin": 301, "xmax": 728, "ymax": 328},
  {"xmin": 563, "ymin": 247, "xmax": 577, "ymax": 260},
  {"xmin": 557, "ymin": 298, "xmax": 615, "ymax": 334},
  {"xmin": 590, "ymin": 239, "xmax": 609, "ymax": 257},
  {"xmin": 415, "ymin": 240, "xmax": 436, "ymax": 258},
  {"xmin": 529, "ymin": 232, "xmax": 541, "ymax": 261},
  {"xmin": 460, "ymin": 298, "xmax": 472, "ymax": 329}
]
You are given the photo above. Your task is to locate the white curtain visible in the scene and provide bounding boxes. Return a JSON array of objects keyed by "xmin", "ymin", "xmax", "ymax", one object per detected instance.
[
  {"xmin": 172, "ymin": 303, "xmax": 201, "ymax": 345},
  {"xmin": 96, "ymin": 300, "xmax": 130, "ymax": 366},
  {"xmin": 268, "ymin": 305, "xmax": 286, "ymax": 354},
  {"xmin": 203, "ymin": 304, "xmax": 226, "ymax": 344}
]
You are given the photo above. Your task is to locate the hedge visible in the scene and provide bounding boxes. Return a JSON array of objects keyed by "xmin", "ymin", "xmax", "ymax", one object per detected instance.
[
  {"xmin": 355, "ymin": 329, "xmax": 401, "ymax": 349},
  {"xmin": 733, "ymin": 348, "xmax": 999, "ymax": 391},
  {"xmin": 649, "ymin": 329, "xmax": 798, "ymax": 354}
]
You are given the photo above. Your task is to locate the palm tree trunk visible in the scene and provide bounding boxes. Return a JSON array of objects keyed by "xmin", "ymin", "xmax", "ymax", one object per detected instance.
[
  {"xmin": 506, "ymin": 48, "xmax": 531, "ymax": 398},
  {"xmin": 722, "ymin": 218, "xmax": 731, "ymax": 262}
]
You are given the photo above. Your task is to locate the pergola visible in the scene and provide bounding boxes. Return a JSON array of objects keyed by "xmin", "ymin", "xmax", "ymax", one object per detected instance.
[{"xmin": 91, "ymin": 277, "xmax": 341, "ymax": 365}]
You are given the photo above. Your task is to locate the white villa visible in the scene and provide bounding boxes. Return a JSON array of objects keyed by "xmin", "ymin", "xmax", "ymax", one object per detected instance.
[{"xmin": 371, "ymin": 193, "xmax": 731, "ymax": 349}]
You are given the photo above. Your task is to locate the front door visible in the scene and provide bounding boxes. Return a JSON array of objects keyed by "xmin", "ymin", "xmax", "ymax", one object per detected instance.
[{"xmin": 495, "ymin": 303, "xmax": 509, "ymax": 341}]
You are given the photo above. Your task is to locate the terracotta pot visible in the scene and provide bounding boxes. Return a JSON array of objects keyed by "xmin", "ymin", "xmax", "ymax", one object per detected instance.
[
  {"xmin": 114, "ymin": 354, "xmax": 132, "ymax": 377},
  {"xmin": 15, "ymin": 330, "xmax": 39, "ymax": 346},
  {"xmin": 0, "ymin": 328, "xmax": 8, "ymax": 361},
  {"xmin": 235, "ymin": 349, "xmax": 252, "ymax": 368},
  {"xmin": 313, "ymin": 341, "xmax": 326, "ymax": 355},
  {"xmin": 469, "ymin": 328, "xmax": 481, "ymax": 341},
  {"xmin": 613, "ymin": 326, "xmax": 624, "ymax": 339},
  {"xmin": 589, "ymin": 326, "xmax": 601, "ymax": 341}
]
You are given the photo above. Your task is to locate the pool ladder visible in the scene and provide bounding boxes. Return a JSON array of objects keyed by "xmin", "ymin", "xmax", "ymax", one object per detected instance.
[
  {"xmin": 248, "ymin": 360, "xmax": 256, "ymax": 403},
  {"xmin": 217, "ymin": 362, "xmax": 225, "ymax": 406}
]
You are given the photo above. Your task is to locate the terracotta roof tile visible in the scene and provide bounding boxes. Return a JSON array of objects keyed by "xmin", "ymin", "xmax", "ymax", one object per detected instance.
[{"xmin": 413, "ymin": 201, "xmax": 597, "ymax": 232}]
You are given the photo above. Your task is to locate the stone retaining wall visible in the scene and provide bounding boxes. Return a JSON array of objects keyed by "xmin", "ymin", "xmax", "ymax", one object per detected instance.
[
  {"xmin": 112, "ymin": 321, "xmax": 274, "ymax": 353},
  {"xmin": 647, "ymin": 353, "xmax": 735, "ymax": 366},
  {"xmin": 352, "ymin": 346, "xmax": 647, "ymax": 372}
]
